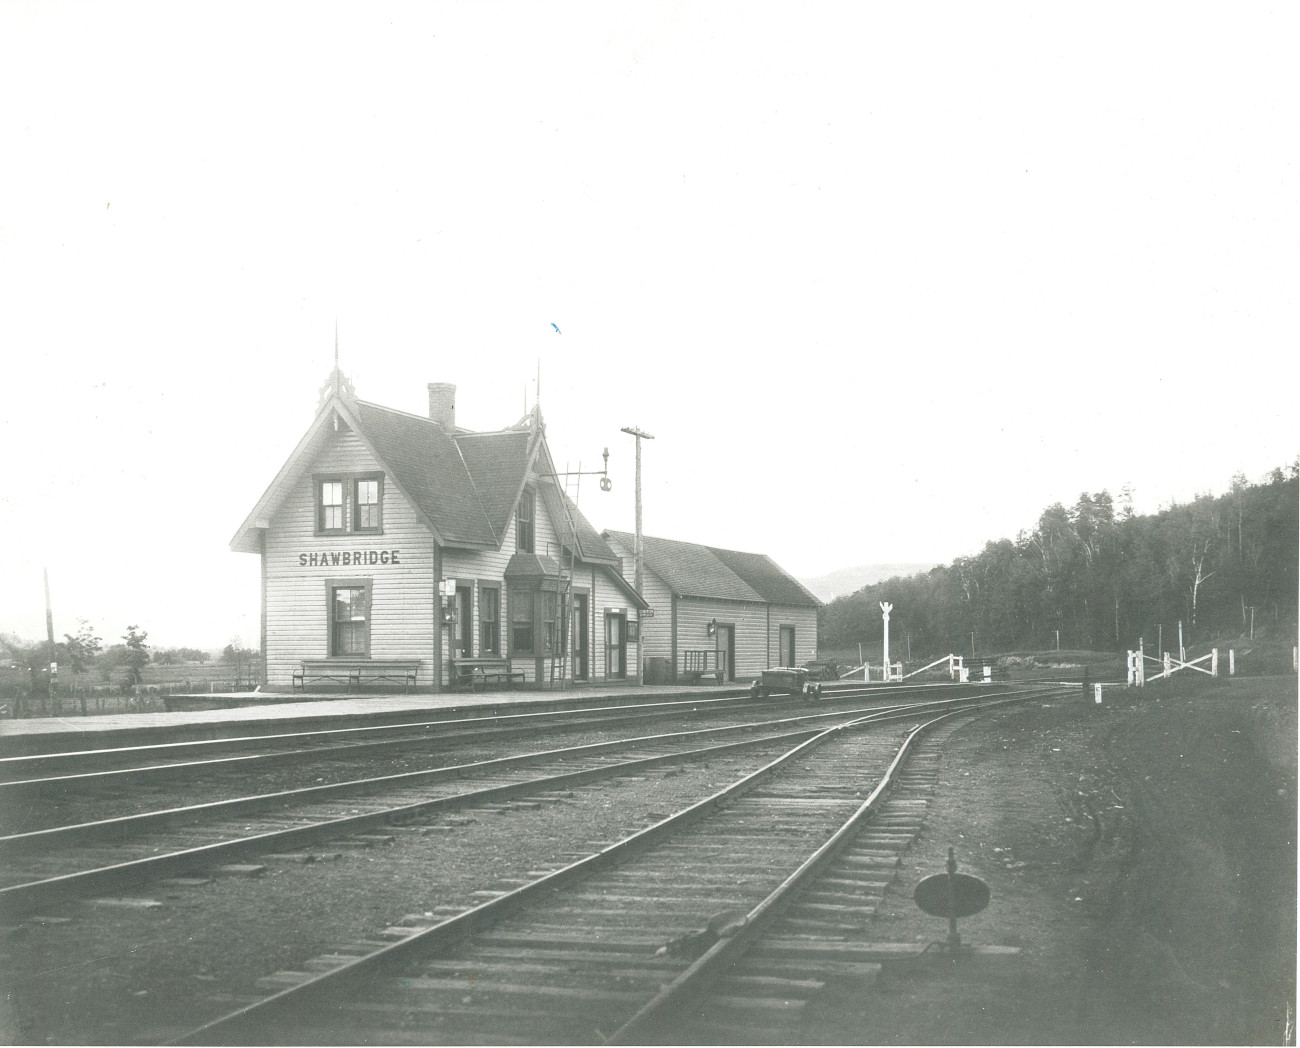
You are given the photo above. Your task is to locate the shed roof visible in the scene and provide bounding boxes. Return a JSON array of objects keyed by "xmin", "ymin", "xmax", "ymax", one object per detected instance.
[{"xmin": 602, "ymin": 531, "xmax": 821, "ymax": 608}]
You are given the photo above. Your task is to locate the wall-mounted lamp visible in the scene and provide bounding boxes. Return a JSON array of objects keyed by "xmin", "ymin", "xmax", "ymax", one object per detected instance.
[{"xmin": 707, "ymin": 619, "xmax": 717, "ymax": 636}]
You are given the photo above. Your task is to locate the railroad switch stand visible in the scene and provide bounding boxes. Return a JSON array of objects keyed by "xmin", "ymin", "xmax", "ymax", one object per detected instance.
[{"xmin": 913, "ymin": 847, "xmax": 991, "ymax": 956}]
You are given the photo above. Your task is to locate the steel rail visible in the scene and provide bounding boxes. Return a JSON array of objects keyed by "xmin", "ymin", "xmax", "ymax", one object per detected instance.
[
  {"xmin": 0, "ymin": 683, "xmax": 961, "ymax": 791},
  {"xmin": 2, "ymin": 688, "xmax": 1033, "ymax": 843},
  {"xmin": 0, "ymin": 689, "xmax": 1043, "ymax": 918},
  {"xmin": 166, "ymin": 689, "xmax": 1053, "ymax": 1046},
  {"xmin": 0, "ymin": 691, "xmax": 791, "ymax": 780},
  {"xmin": 603, "ymin": 696, "xmax": 1034, "ymax": 1043}
]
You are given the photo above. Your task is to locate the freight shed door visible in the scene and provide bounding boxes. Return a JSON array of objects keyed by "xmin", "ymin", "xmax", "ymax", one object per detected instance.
[
  {"xmin": 605, "ymin": 611, "xmax": 626, "ymax": 680},
  {"xmin": 716, "ymin": 625, "xmax": 735, "ymax": 682},
  {"xmin": 780, "ymin": 625, "xmax": 796, "ymax": 667}
]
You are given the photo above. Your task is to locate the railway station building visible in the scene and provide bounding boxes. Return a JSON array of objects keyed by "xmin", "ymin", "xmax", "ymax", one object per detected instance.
[
  {"xmin": 602, "ymin": 531, "xmax": 821, "ymax": 684},
  {"xmin": 231, "ymin": 370, "xmax": 647, "ymax": 691}
]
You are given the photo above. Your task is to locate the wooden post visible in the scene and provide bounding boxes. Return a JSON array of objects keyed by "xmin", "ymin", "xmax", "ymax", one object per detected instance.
[
  {"xmin": 1229, "ymin": 649, "xmax": 1235, "ymax": 676},
  {"xmin": 1178, "ymin": 619, "xmax": 1185, "ymax": 663},
  {"xmin": 879, "ymin": 603, "xmax": 893, "ymax": 682},
  {"xmin": 1211, "ymin": 648, "xmax": 1219, "ymax": 676}
]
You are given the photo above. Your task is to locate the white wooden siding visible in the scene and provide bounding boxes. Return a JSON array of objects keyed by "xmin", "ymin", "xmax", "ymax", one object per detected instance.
[
  {"xmin": 768, "ymin": 605, "xmax": 820, "ymax": 666},
  {"xmin": 263, "ymin": 426, "xmax": 436, "ymax": 688},
  {"xmin": 675, "ymin": 597, "xmax": 770, "ymax": 680},
  {"xmin": 261, "ymin": 435, "xmax": 640, "ymax": 690}
]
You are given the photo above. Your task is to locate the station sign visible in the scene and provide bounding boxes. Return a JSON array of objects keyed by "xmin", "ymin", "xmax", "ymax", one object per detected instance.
[{"xmin": 298, "ymin": 550, "xmax": 401, "ymax": 567}]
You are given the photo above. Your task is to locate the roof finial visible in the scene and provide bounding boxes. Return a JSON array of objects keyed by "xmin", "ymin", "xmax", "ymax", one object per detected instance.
[{"xmin": 318, "ymin": 322, "xmax": 356, "ymax": 411}]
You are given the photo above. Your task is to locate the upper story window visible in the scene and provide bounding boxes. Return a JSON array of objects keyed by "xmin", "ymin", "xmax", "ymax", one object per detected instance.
[
  {"xmin": 353, "ymin": 477, "xmax": 382, "ymax": 532},
  {"xmin": 315, "ymin": 473, "xmax": 384, "ymax": 536},
  {"xmin": 516, "ymin": 489, "xmax": 535, "ymax": 553},
  {"xmin": 319, "ymin": 480, "xmax": 345, "ymax": 532}
]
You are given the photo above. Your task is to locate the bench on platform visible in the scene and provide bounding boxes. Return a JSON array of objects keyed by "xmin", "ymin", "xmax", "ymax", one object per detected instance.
[
  {"xmin": 293, "ymin": 659, "xmax": 420, "ymax": 693},
  {"xmin": 450, "ymin": 656, "xmax": 526, "ymax": 691},
  {"xmin": 682, "ymin": 649, "xmax": 724, "ymax": 682}
]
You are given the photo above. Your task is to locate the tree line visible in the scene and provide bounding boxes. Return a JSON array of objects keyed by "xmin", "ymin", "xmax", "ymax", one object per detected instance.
[
  {"xmin": 1, "ymin": 624, "xmax": 258, "ymax": 693},
  {"xmin": 819, "ymin": 464, "xmax": 1298, "ymax": 660}
]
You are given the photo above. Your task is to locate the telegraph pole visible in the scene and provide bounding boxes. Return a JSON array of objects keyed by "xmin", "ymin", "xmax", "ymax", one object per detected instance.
[
  {"xmin": 620, "ymin": 426, "xmax": 653, "ymax": 683},
  {"xmin": 43, "ymin": 567, "xmax": 57, "ymax": 714},
  {"xmin": 620, "ymin": 427, "xmax": 654, "ymax": 595}
]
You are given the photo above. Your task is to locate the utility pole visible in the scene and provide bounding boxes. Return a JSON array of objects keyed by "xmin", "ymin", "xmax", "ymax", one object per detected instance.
[
  {"xmin": 43, "ymin": 567, "xmax": 56, "ymax": 714},
  {"xmin": 620, "ymin": 427, "xmax": 654, "ymax": 595},
  {"xmin": 621, "ymin": 426, "xmax": 654, "ymax": 682}
]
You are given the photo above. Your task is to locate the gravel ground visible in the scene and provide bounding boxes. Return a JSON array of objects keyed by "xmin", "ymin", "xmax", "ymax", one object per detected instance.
[
  {"xmin": 0, "ymin": 746, "xmax": 796, "ymax": 1044},
  {"xmin": 800, "ymin": 675, "xmax": 1296, "ymax": 1045},
  {"xmin": 6, "ymin": 679, "xmax": 1290, "ymax": 1045},
  {"xmin": 2, "ymin": 701, "xmax": 849, "ymax": 835}
]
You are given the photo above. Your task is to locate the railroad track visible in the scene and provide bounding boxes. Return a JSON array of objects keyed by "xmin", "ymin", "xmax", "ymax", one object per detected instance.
[
  {"xmin": 165, "ymin": 691, "xmax": 1055, "ymax": 1045},
  {"xmin": 0, "ymin": 689, "xmax": 1045, "ymax": 919},
  {"xmin": 0, "ymin": 684, "xmax": 971, "ymax": 812},
  {"xmin": 0, "ymin": 687, "xmax": 1001, "ymax": 842}
]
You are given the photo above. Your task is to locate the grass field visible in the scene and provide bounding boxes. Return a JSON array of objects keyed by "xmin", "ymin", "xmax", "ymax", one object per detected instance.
[{"xmin": 1, "ymin": 659, "xmax": 260, "ymax": 717}]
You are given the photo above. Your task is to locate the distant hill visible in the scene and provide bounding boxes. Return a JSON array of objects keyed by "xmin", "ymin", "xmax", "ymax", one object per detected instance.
[{"xmin": 800, "ymin": 563, "xmax": 939, "ymax": 602}]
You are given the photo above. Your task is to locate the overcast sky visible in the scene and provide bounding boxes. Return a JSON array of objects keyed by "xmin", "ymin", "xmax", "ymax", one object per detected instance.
[{"xmin": 2, "ymin": 2, "xmax": 1295, "ymax": 649}]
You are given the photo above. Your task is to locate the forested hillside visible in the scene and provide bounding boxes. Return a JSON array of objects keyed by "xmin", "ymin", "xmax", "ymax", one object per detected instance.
[{"xmin": 820, "ymin": 465, "xmax": 1298, "ymax": 658}]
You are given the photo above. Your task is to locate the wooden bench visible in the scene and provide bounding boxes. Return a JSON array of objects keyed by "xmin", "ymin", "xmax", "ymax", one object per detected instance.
[
  {"xmin": 681, "ymin": 649, "xmax": 724, "ymax": 682},
  {"xmin": 450, "ymin": 656, "xmax": 527, "ymax": 691},
  {"xmin": 293, "ymin": 659, "xmax": 420, "ymax": 693}
]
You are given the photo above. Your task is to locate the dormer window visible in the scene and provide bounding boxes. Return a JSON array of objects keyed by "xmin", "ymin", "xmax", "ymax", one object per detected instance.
[{"xmin": 516, "ymin": 489, "xmax": 535, "ymax": 553}]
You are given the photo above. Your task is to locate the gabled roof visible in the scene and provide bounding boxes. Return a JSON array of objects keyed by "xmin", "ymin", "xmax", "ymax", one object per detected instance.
[
  {"xmin": 456, "ymin": 428, "xmax": 535, "ymax": 540},
  {"xmin": 706, "ymin": 546, "xmax": 823, "ymax": 607},
  {"xmin": 231, "ymin": 390, "xmax": 613, "ymax": 566},
  {"xmin": 355, "ymin": 400, "xmax": 497, "ymax": 548},
  {"xmin": 603, "ymin": 531, "xmax": 821, "ymax": 608}
]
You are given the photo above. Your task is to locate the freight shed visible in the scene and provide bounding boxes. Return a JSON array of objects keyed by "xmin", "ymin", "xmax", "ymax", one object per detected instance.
[
  {"xmin": 231, "ymin": 370, "xmax": 646, "ymax": 691},
  {"xmin": 602, "ymin": 531, "xmax": 821, "ymax": 684}
]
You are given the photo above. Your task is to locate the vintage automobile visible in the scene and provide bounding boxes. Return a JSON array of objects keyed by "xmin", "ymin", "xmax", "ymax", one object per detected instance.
[{"xmin": 750, "ymin": 666, "xmax": 823, "ymax": 699}]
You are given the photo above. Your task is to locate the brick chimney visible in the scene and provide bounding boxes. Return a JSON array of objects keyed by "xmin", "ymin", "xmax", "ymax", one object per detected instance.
[{"xmin": 427, "ymin": 382, "xmax": 456, "ymax": 430}]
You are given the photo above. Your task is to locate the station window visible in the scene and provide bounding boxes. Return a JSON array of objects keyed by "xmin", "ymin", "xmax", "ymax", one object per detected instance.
[
  {"xmin": 516, "ymin": 490, "xmax": 535, "ymax": 553},
  {"xmin": 328, "ymin": 581, "xmax": 371, "ymax": 656},
  {"xmin": 509, "ymin": 583, "xmax": 534, "ymax": 653},
  {"xmin": 480, "ymin": 584, "xmax": 501, "ymax": 655},
  {"xmin": 507, "ymin": 581, "xmax": 562, "ymax": 656},
  {"xmin": 318, "ymin": 479, "xmax": 345, "ymax": 533},
  {"xmin": 353, "ymin": 476, "xmax": 383, "ymax": 532}
]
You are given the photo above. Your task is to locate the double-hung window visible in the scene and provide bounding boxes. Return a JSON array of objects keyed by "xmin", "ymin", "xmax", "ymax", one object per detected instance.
[
  {"xmin": 516, "ymin": 490, "xmax": 535, "ymax": 553},
  {"xmin": 509, "ymin": 583, "xmax": 534, "ymax": 653},
  {"xmin": 316, "ymin": 473, "xmax": 384, "ymax": 536},
  {"xmin": 480, "ymin": 585, "xmax": 501, "ymax": 655},
  {"xmin": 318, "ymin": 480, "xmax": 345, "ymax": 533},
  {"xmin": 507, "ymin": 580, "xmax": 563, "ymax": 656},
  {"xmin": 329, "ymin": 581, "xmax": 371, "ymax": 656},
  {"xmin": 353, "ymin": 477, "xmax": 382, "ymax": 531}
]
